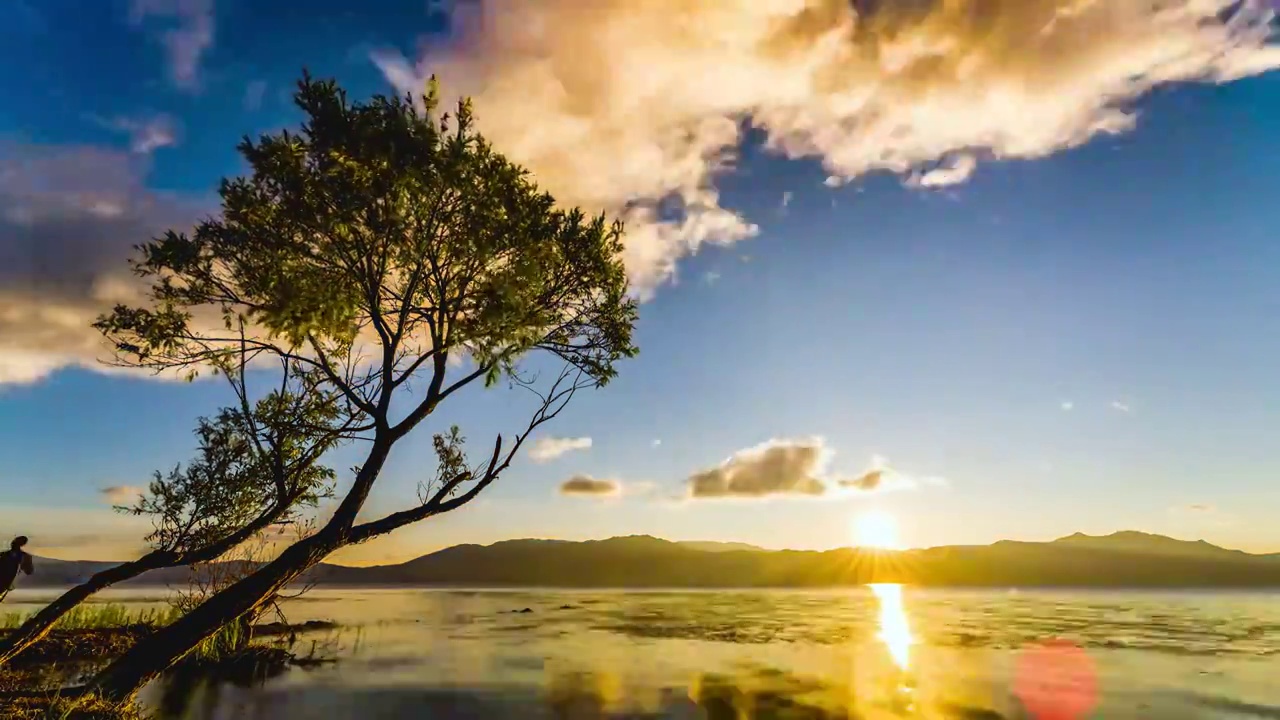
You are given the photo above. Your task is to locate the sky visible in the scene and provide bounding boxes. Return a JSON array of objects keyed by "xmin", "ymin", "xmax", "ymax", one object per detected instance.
[{"xmin": 1, "ymin": 0, "xmax": 1279, "ymax": 565}]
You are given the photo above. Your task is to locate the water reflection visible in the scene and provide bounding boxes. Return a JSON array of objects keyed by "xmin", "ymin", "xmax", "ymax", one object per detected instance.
[
  {"xmin": 95, "ymin": 586, "xmax": 1280, "ymax": 719},
  {"xmin": 869, "ymin": 583, "xmax": 915, "ymax": 713},
  {"xmin": 869, "ymin": 584, "xmax": 913, "ymax": 672}
]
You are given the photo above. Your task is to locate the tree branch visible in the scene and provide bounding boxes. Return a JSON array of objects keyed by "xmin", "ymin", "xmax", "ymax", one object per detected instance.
[
  {"xmin": 350, "ymin": 366, "xmax": 585, "ymax": 543},
  {"xmin": 305, "ymin": 335, "xmax": 379, "ymax": 418}
]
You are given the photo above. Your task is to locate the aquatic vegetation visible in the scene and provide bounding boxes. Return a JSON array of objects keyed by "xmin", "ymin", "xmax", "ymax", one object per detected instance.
[{"xmin": 0, "ymin": 605, "xmax": 181, "ymax": 633}]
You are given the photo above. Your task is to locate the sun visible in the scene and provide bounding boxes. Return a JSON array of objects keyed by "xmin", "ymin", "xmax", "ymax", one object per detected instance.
[{"xmin": 853, "ymin": 509, "xmax": 902, "ymax": 550}]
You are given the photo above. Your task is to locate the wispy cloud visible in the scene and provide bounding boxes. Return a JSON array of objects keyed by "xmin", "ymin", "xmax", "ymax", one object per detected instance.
[
  {"xmin": 95, "ymin": 114, "xmax": 180, "ymax": 154},
  {"xmin": 243, "ymin": 79, "xmax": 268, "ymax": 111},
  {"xmin": 908, "ymin": 155, "xmax": 978, "ymax": 189},
  {"xmin": 129, "ymin": 0, "xmax": 215, "ymax": 90},
  {"xmin": 1167, "ymin": 502, "xmax": 1235, "ymax": 528},
  {"xmin": 528, "ymin": 436, "xmax": 593, "ymax": 462},
  {"xmin": 559, "ymin": 475, "xmax": 622, "ymax": 498},
  {"xmin": 838, "ymin": 454, "xmax": 946, "ymax": 494},
  {"xmin": 1111, "ymin": 401, "xmax": 1133, "ymax": 413},
  {"xmin": 100, "ymin": 485, "xmax": 145, "ymax": 505},
  {"xmin": 372, "ymin": 0, "xmax": 1280, "ymax": 295},
  {"xmin": 1061, "ymin": 401, "xmax": 1074, "ymax": 411}
]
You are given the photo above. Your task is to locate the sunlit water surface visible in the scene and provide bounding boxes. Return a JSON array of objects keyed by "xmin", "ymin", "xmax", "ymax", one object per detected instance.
[{"xmin": 7, "ymin": 586, "xmax": 1280, "ymax": 719}]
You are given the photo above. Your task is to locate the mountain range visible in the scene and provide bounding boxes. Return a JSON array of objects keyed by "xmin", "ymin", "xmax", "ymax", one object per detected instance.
[{"xmin": 18, "ymin": 531, "xmax": 1280, "ymax": 590}]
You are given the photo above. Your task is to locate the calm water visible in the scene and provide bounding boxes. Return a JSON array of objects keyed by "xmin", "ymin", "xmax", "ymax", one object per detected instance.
[{"xmin": 7, "ymin": 587, "xmax": 1280, "ymax": 719}]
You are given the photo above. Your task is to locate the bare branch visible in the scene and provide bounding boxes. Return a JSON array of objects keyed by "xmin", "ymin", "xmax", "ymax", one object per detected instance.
[{"xmin": 349, "ymin": 365, "xmax": 586, "ymax": 544}]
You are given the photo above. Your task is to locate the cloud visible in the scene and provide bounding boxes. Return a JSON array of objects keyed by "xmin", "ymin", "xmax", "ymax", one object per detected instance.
[
  {"xmin": 100, "ymin": 485, "xmax": 145, "ymax": 505},
  {"xmin": 1167, "ymin": 502, "xmax": 1234, "ymax": 528},
  {"xmin": 4, "ymin": 1, "xmax": 1275, "ymax": 387},
  {"xmin": 837, "ymin": 454, "xmax": 942, "ymax": 494},
  {"xmin": 908, "ymin": 154, "xmax": 978, "ymax": 188},
  {"xmin": 97, "ymin": 114, "xmax": 181, "ymax": 154},
  {"xmin": 651, "ymin": 439, "xmax": 662, "ymax": 448},
  {"xmin": 130, "ymin": 0, "xmax": 215, "ymax": 90},
  {"xmin": 0, "ymin": 506, "xmax": 152, "ymax": 561},
  {"xmin": 1061, "ymin": 401, "xmax": 1074, "ymax": 411},
  {"xmin": 528, "ymin": 435, "xmax": 593, "ymax": 462},
  {"xmin": 843, "ymin": 468, "xmax": 887, "ymax": 491},
  {"xmin": 559, "ymin": 475, "xmax": 622, "ymax": 497},
  {"xmin": 1111, "ymin": 401, "xmax": 1133, "ymax": 413},
  {"xmin": 0, "ymin": 143, "xmax": 209, "ymax": 384},
  {"xmin": 372, "ymin": 0, "xmax": 1280, "ymax": 295},
  {"xmin": 243, "ymin": 79, "xmax": 268, "ymax": 111},
  {"xmin": 687, "ymin": 438, "xmax": 832, "ymax": 499}
]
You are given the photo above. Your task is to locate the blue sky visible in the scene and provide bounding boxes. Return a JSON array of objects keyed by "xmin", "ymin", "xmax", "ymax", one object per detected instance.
[{"xmin": 1, "ymin": 0, "xmax": 1279, "ymax": 564}]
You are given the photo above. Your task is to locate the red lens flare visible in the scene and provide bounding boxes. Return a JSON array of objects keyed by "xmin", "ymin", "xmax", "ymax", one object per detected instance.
[{"xmin": 1013, "ymin": 639, "xmax": 1099, "ymax": 720}]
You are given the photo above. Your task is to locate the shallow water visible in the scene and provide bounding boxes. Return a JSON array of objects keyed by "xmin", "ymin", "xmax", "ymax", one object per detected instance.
[{"xmin": 7, "ymin": 587, "xmax": 1280, "ymax": 718}]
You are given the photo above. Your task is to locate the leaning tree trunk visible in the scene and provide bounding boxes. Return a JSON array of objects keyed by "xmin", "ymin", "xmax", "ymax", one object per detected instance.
[
  {"xmin": 88, "ymin": 528, "xmax": 340, "ymax": 701},
  {"xmin": 0, "ymin": 504, "xmax": 290, "ymax": 668}
]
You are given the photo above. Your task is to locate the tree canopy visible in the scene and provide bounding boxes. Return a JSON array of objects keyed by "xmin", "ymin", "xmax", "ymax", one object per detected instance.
[{"xmin": 97, "ymin": 73, "xmax": 635, "ymax": 411}]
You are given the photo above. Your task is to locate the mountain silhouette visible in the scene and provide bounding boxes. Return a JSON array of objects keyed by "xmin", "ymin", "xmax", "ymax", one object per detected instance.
[
  {"xmin": 1050, "ymin": 530, "xmax": 1249, "ymax": 558},
  {"xmin": 309, "ymin": 532, "xmax": 1280, "ymax": 589},
  {"xmin": 21, "ymin": 532, "xmax": 1280, "ymax": 590}
]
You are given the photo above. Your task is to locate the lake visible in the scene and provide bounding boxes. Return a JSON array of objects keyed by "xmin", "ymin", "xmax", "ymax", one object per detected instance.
[{"xmin": 6, "ymin": 586, "xmax": 1280, "ymax": 718}]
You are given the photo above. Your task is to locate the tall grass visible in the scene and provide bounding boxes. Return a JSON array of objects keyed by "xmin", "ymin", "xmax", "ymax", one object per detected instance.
[
  {"xmin": 191, "ymin": 619, "xmax": 247, "ymax": 662},
  {"xmin": 0, "ymin": 604, "xmax": 182, "ymax": 631},
  {"xmin": 2, "ymin": 602, "xmax": 258, "ymax": 665}
]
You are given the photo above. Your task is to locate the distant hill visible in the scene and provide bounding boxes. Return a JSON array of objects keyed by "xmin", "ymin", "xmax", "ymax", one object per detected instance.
[
  {"xmin": 308, "ymin": 532, "xmax": 1280, "ymax": 589},
  {"xmin": 23, "ymin": 532, "xmax": 1280, "ymax": 590},
  {"xmin": 1050, "ymin": 531, "xmax": 1249, "ymax": 558},
  {"xmin": 676, "ymin": 541, "xmax": 765, "ymax": 553},
  {"xmin": 18, "ymin": 557, "xmax": 254, "ymax": 590}
]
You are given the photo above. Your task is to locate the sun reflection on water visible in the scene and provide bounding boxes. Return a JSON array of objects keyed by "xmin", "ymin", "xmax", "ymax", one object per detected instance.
[{"xmin": 870, "ymin": 583, "xmax": 913, "ymax": 672}]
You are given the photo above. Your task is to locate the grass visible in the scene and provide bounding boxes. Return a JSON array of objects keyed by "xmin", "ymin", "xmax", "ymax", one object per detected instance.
[
  {"xmin": 0, "ymin": 602, "xmax": 337, "ymax": 719},
  {"xmin": 1, "ymin": 604, "xmax": 264, "ymax": 668},
  {"xmin": 32, "ymin": 692, "xmax": 140, "ymax": 720},
  {"xmin": 0, "ymin": 605, "xmax": 182, "ymax": 632},
  {"xmin": 192, "ymin": 619, "xmax": 247, "ymax": 662},
  {"xmin": 1, "ymin": 603, "xmax": 322, "ymax": 663}
]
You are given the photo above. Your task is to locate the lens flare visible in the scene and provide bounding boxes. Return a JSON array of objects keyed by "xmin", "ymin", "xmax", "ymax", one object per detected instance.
[{"xmin": 1014, "ymin": 639, "xmax": 1099, "ymax": 720}]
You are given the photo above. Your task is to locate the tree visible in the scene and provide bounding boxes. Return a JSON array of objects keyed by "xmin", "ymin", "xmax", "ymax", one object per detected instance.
[
  {"xmin": 0, "ymin": 381, "xmax": 346, "ymax": 668},
  {"xmin": 86, "ymin": 72, "xmax": 637, "ymax": 699}
]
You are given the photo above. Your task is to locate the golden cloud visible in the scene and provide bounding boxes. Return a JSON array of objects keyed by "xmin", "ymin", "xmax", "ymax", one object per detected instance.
[{"xmin": 372, "ymin": 0, "xmax": 1280, "ymax": 294}]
